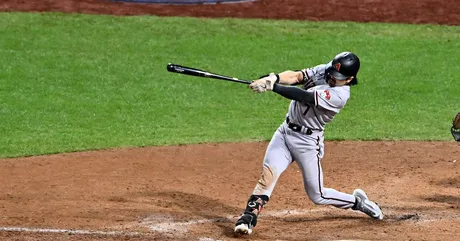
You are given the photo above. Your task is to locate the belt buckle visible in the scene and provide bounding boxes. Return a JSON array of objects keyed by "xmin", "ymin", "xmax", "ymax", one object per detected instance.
[
  {"xmin": 287, "ymin": 119, "xmax": 312, "ymax": 135},
  {"xmin": 288, "ymin": 123, "xmax": 299, "ymax": 132}
]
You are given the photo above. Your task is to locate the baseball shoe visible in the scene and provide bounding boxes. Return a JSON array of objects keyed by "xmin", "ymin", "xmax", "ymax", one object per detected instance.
[
  {"xmin": 352, "ymin": 189, "xmax": 383, "ymax": 220},
  {"xmin": 234, "ymin": 213, "xmax": 255, "ymax": 235}
]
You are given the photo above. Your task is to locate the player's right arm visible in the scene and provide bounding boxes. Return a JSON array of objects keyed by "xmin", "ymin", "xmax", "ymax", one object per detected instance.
[
  {"xmin": 275, "ymin": 64, "xmax": 328, "ymax": 87},
  {"xmin": 277, "ymin": 70, "xmax": 303, "ymax": 85}
]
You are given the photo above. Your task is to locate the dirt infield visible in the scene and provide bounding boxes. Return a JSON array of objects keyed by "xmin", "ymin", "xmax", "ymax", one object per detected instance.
[
  {"xmin": 1, "ymin": 1, "xmax": 460, "ymax": 240},
  {"xmin": 1, "ymin": 141, "xmax": 459, "ymax": 240}
]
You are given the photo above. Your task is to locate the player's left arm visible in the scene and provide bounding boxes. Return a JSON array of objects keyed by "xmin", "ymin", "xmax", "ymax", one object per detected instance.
[
  {"xmin": 272, "ymin": 85, "xmax": 346, "ymax": 110},
  {"xmin": 271, "ymin": 84, "xmax": 315, "ymax": 105}
]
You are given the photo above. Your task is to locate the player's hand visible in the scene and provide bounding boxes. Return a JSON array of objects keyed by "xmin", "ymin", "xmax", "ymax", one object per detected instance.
[
  {"xmin": 249, "ymin": 73, "xmax": 279, "ymax": 93},
  {"xmin": 249, "ymin": 79, "xmax": 267, "ymax": 93}
]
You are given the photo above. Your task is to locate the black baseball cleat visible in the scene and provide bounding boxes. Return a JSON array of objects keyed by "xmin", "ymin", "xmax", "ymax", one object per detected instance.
[{"xmin": 234, "ymin": 213, "xmax": 256, "ymax": 235}]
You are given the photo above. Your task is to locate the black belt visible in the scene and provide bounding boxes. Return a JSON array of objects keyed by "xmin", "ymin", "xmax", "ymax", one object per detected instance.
[{"xmin": 286, "ymin": 117, "xmax": 313, "ymax": 135}]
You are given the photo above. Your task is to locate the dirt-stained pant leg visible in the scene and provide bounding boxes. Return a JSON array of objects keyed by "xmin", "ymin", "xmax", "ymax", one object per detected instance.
[
  {"xmin": 253, "ymin": 126, "xmax": 293, "ymax": 197},
  {"xmin": 287, "ymin": 129, "xmax": 356, "ymax": 208}
]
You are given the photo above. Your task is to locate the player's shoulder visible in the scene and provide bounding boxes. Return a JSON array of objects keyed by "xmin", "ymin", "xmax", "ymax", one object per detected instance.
[
  {"xmin": 315, "ymin": 85, "xmax": 350, "ymax": 107},
  {"xmin": 331, "ymin": 85, "xmax": 350, "ymax": 93},
  {"xmin": 307, "ymin": 63, "xmax": 328, "ymax": 74},
  {"xmin": 313, "ymin": 84, "xmax": 349, "ymax": 93},
  {"xmin": 329, "ymin": 85, "xmax": 350, "ymax": 99},
  {"xmin": 303, "ymin": 64, "xmax": 328, "ymax": 87}
]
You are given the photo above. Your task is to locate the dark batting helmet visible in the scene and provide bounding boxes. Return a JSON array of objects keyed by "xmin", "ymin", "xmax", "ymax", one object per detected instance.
[{"xmin": 325, "ymin": 52, "xmax": 360, "ymax": 85}]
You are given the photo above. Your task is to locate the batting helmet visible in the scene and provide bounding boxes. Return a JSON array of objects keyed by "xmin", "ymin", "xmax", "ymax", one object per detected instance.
[{"xmin": 325, "ymin": 52, "xmax": 360, "ymax": 85}]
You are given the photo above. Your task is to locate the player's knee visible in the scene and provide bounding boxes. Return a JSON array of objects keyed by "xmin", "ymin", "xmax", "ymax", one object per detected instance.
[{"xmin": 307, "ymin": 192, "xmax": 327, "ymax": 205}]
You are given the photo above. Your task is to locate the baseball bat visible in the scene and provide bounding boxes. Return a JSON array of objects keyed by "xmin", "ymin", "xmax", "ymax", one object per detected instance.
[{"xmin": 166, "ymin": 63, "xmax": 252, "ymax": 85}]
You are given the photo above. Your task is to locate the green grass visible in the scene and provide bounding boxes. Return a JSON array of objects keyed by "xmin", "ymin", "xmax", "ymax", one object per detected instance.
[{"xmin": 0, "ymin": 13, "xmax": 459, "ymax": 158}]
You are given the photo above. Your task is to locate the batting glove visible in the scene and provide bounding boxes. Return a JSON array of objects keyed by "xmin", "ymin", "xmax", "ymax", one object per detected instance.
[{"xmin": 249, "ymin": 73, "xmax": 280, "ymax": 93}]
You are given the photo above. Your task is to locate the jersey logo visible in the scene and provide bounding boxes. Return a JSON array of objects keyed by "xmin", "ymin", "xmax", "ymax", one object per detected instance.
[
  {"xmin": 324, "ymin": 90, "xmax": 331, "ymax": 100},
  {"xmin": 334, "ymin": 63, "xmax": 341, "ymax": 71}
]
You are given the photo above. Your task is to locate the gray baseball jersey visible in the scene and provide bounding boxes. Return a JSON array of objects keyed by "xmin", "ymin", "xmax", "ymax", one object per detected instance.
[{"xmin": 288, "ymin": 64, "xmax": 350, "ymax": 131}]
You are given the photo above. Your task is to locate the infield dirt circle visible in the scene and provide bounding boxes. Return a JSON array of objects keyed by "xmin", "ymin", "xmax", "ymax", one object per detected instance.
[{"xmin": 1, "ymin": 1, "xmax": 459, "ymax": 240}]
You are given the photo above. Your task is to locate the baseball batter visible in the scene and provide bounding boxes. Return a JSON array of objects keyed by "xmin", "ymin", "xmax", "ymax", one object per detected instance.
[{"xmin": 234, "ymin": 52, "xmax": 383, "ymax": 235}]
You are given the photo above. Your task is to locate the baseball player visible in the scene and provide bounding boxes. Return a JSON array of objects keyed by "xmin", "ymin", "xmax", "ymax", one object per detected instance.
[{"xmin": 234, "ymin": 52, "xmax": 383, "ymax": 235}]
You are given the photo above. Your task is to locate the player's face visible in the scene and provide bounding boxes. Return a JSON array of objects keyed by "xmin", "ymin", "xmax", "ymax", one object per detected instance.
[{"xmin": 327, "ymin": 74, "xmax": 352, "ymax": 87}]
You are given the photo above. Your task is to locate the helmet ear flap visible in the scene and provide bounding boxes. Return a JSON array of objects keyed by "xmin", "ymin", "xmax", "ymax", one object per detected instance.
[{"xmin": 349, "ymin": 77, "xmax": 358, "ymax": 86}]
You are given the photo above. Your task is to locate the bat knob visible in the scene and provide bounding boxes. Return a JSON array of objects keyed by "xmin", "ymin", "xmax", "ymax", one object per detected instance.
[{"xmin": 167, "ymin": 63, "xmax": 175, "ymax": 72}]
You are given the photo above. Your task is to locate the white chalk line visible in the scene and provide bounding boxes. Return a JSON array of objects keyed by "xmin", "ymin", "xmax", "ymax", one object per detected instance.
[
  {"xmin": 3, "ymin": 208, "xmax": 455, "ymax": 238},
  {"xmin": 0, "ymin": 226, "xmax": 224, "ymax": 241},
  {"xmin": 0, "ymin": 209, "xmax": 337, "ymax": 238},
  {"xmin": 0, "ymin": 226, "xmax": 145, "ymax": 236}
]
